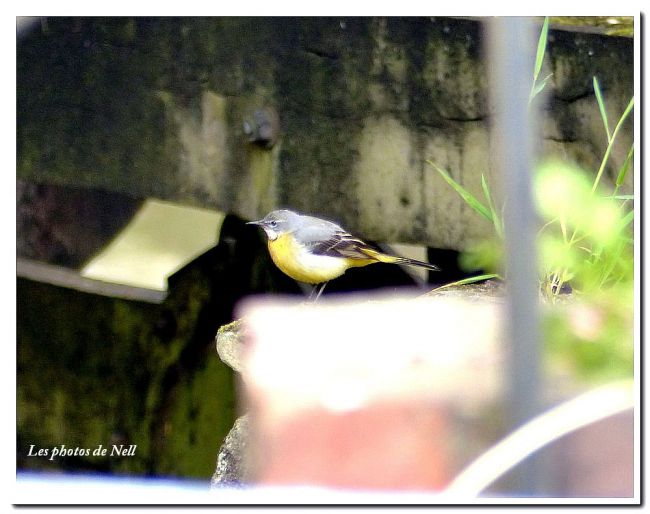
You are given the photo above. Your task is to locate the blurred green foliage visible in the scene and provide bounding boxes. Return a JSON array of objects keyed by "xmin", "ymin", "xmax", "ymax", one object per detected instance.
[
  {"xmin": 429, "ymin": 18, "xmax": 634, "ymax": 381},
  {"xmin": 535, "ymin": 160, "xmax": 633, "ymax": 297},
  {"xmin": 536, "ymin": 159, "xmax": 633, "ymax": 380}
]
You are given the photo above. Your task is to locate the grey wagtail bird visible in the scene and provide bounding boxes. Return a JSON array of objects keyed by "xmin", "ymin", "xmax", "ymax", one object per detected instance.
[{"xmin": 248, "ymin": 209, "xmax": 439, "ymax": 300}]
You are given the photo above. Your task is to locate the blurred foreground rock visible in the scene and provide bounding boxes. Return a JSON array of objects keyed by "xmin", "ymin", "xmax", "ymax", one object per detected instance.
[
  {"xmin": 215, "ymin": 319, "xmax": 246, "ymax": 374},
  {"xmin": 211, "ymin": 284, "xmax": 633, "ymax": 496},
  {"xmin": 212, "ymin": 319, "xmax": 251, "ymax": 487},
  {"xmin": 212, "ymin": 288, "xmax": 504, "ymax": 488},
  {"xmin": 211, "ymin": 414, "xmax": 251, "ymax": 488}
]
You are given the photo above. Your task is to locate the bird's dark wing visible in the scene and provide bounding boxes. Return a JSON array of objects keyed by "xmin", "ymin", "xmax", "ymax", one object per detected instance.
[
  {"xmin": 294, "ymin": 216, "xmax": 439, "ymax": 270},
  {"xmin": 309, "ymin": 230, "xmax": 380, "ymax": 260},
  {"xmin": 294, "ymin": 218, "xmax": 379, "ymax": 261}
]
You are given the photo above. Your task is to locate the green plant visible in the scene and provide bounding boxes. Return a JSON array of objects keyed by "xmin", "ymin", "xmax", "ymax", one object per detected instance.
[
  {"xmin": 429, "ymin": 92, "xmax": 633, "ymax": 301},
  {"xmin": 537, "ymin": 77, "xmax": 634, "ymax": 299},
  {"xmin": 428, "ymin": 17, "xmax": 634, "ymax": 302},
  {"xmin": 529, "ymin": 16, "xmax": 553, "ymax": 105},
  {"xmin": 424, "ymin": 163, "xmax": 504, "ymax": 290},
  {"xmin": 535, "ymin": 159, "xmax": 633, "ymax": 298},
  {"xmin": 427, "ymin": 19, "xmax": 635, "ymax": 380},
  {"xmin": 427, "ymin": 164, "xmax": 504, "ymax": 241}
]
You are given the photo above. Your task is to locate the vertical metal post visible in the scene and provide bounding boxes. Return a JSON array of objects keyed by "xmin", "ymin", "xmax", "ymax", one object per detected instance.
[{"xmin": 488, "ymin": 17, "xmax": 542, "ymax": 495}]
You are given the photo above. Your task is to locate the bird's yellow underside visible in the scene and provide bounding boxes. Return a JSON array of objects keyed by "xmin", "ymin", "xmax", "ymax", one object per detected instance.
[{"xmin": 267, "ymin": 233, "xmax": 390, "ymax": 284}]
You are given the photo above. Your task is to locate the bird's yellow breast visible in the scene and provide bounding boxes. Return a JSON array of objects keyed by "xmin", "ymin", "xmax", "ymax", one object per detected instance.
[{"xmin": 267, "ymin": 233, "xmax": 356, "ymax": 284}]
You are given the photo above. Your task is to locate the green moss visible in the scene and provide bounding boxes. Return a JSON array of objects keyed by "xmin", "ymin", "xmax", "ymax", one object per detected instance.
[
  {"xmin": 17, "ymin": 279, "xmax": 158, "ymax": 472},
  {"xmin": 155, "ymin": 354, "xmax": 235, "ymax": 477},
  {"xmin": 547, "ymin": 26, "xmax": 633, "ymax": 101},
  {"xmin": 17, "ymin": 261, "xmax": 237, "ymax": 477},
  {"xmin": 17, "ymin": 19, "xmax": 175, "ymax": 196},
  {"xmin": 549, "ymin": 16, "xmax": 633, "ymax": 37}
]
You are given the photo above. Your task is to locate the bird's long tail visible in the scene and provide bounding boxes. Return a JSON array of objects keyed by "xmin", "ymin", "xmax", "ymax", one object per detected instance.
[
  {"xmin": 360, "ymin": 248, "xmax": 440, "ymax": 271},
  {"xmin": 394, "ymin": 255, "xmax": 440, "ymax": 271}
]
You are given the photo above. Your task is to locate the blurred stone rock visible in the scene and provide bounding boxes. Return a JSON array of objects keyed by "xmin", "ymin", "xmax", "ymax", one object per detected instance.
[
  {"xmin": 213, "ymin": 319, "xmax": 250, "ymax": 486},
  {"xmin": 215, "ymin": 318, "xmax": 246, "ymax": 374},
  {"xmin": 211, "ymin": 414, "xmax": 251, "ymax": 488},
  {"xmin": 240, "ymin": 294, "xmax": 504, "ymax": 489}
]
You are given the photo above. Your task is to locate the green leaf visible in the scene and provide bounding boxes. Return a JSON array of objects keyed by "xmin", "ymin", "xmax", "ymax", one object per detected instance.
[
  {"xmin": 481, "ymin": 174, "xmax": 503, "ymax": 239},
  {"xmin": 559, "ymin": 216, "xmax": 568, "ymax": 243},
  {"xmin": 615, "ymin": 145, "xmax": 634, "ymax": 188},
  {"xmin": 619, "ymin": 209, "xmax": 634, "ymax": 229},
  {"xmin": 530, "ymin": 73, "xmax": 553, "ymax": 103},
  {"xmin": 597, "ymin": 240, "xmax": 631, "ymax": 288},
  {"xmin": 429, "ymin": 274, "xmax": 501, "ymax": 293},
  {"xmin": 592, "ymin": 97, "xmax": 634, "ymax": 193},
  {"xmin": 534, "ymin": 17, "xmax": 550, "ymax": 82},
  {"xmin": 427, "ymin": 160, "xmax": 493, "ymax": 222},
  {"xmin": 608, "ymin": 194, "xmax": 634, "ymax": 200},
  {"xmin": 593, "ymin": 77, "xmax": 612, "ymax": 142}
]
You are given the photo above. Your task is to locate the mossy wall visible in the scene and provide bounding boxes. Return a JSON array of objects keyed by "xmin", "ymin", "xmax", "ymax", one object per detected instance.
[
  {"xmin": 18, "ymin": 17, "xmax": 633, "ymax": 250},
  {"xmin": 17, "ymin": 274, "xmax": 236, "ymax": 478}
]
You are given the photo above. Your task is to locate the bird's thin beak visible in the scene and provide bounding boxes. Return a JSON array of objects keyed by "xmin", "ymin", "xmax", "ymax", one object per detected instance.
[{"xmin": 246, "ymin": 220, "xmax": 262, "ymax": 226}]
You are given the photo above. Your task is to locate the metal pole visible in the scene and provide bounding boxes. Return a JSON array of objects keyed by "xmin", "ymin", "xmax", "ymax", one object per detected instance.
[{"xmin": 488, "ymin": 17, "xmax": 542, "ymax": 495}]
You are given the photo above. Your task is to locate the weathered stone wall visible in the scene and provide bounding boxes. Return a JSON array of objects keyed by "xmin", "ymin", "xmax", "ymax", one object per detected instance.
[
  {"xmin": 16, "ymin": 258, "xmax": 236, "ymax": 478},
  {"xmin": 17, "ymin": 17, "xmax": 633, "ymax": 251}
]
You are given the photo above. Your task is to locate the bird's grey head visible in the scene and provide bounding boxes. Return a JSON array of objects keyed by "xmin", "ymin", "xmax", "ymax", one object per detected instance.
[{"xmin": 247, "ymin": 209, "xmax": 301, "ymax": 241}]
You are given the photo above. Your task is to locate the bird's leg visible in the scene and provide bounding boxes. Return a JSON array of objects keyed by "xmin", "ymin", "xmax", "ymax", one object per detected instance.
[
  {"xmin": 314, "ymin": 282, "xmax": 328, "ymax": 301},
  {"xmin": 309, "ymin": 282, "xmax": 328, "ymax": 302}
]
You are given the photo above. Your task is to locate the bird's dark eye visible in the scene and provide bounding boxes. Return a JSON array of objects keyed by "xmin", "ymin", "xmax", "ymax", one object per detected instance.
[{"xmin": 269, "ymin": 220, "xmax": 278, "ymax": 228}]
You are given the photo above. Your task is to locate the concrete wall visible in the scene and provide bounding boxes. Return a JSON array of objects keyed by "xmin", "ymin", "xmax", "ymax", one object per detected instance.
[{"xmin": 17, "ymin": 17, "xmax": 633, "ymax": 250}]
